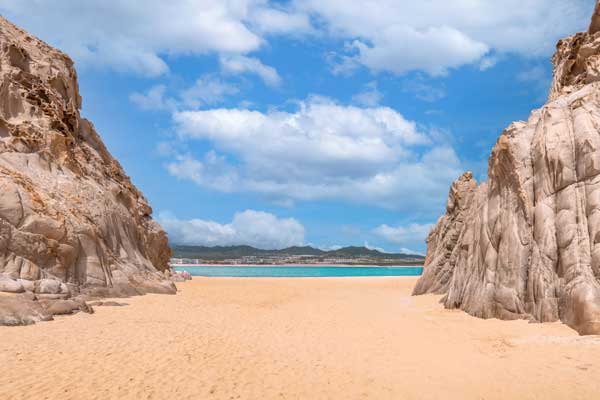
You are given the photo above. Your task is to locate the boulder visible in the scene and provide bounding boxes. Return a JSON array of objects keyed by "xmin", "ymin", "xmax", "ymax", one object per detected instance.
[
  {"xmin": 45, "ymin": 300, "xmax": 80, "ymax": 315},
  {"xmin": 0, "ymin": 277, "xmax": 24, "ymax": 293},
  {"xmin": 181, "ymin": 271, "xmax": 192, "ymax": 280},
  {"xmin": 44, "ymin": 299, "xmax": 92, "ymax": 315},
  {"xmin": 0, "ymin": 296, "xmax": 53, "ymax": 326},
  {"xmin": 35, "ymin": 279, "xmax": 63, "ymax": 295},
  {"xmin": 17, "ymin": 279, "xmax": 35, "ymax": 292}
]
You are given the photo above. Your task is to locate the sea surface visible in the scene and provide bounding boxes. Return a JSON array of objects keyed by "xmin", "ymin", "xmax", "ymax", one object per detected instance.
[{"xmin": 173, "ymin": 265, "xmax": 423, "ymax": 277}]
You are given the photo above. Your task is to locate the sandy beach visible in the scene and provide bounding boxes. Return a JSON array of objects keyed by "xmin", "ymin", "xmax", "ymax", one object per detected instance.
[{"xmin": 1, "ymin": 277, "xmax": 599, "ymax": 400}]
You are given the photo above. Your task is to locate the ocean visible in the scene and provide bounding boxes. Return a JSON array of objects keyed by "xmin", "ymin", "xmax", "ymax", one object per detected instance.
[{"xmin": 173, "ymin": 265, "xmax": 423, "ymax": 277}]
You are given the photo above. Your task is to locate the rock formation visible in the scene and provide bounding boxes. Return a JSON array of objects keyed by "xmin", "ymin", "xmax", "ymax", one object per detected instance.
[
  {"xmin": 0, "ymin": 16, "xmax": 178, "ymax": 325},
  {"xmin": 414, "ymin": 2, "xmax": 600, "ymax": 335}
]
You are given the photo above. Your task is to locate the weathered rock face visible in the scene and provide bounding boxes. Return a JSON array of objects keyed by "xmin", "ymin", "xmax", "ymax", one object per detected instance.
[
  {"xmin": 549, "ymin": 1, "xmax": 600, "ymax": 101},
  {"xmin": 413, "ymin": 172, "xmax": 479, "ymax": 296},
  {"xmin": 414, "ymin": 2, "xmax": 600, "ymax": 335},
  {"xmin": 0, "ymin": 17, "xmax": 176, "ymax": 324}
]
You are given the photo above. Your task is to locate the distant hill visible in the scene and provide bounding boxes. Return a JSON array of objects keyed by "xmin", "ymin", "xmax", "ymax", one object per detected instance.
[{"xmin": 171, "ymin": 245, "xmax": 425, "ymax": 261}]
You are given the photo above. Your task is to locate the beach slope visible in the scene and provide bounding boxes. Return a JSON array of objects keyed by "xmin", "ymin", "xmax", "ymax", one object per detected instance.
[{"xmin": 1, "ymin": 277, "xmax": 599, "ymax": 399}]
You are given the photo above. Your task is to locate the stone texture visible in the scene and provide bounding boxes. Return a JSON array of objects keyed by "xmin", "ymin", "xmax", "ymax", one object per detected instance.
[
  {"xmin": 0, "ymin": 296, "xmax": 53, "ymax": 325},
  {"xmin": 549, "ymin": 2, "xmax": 600, "ymax": 101},
  {"xmin": 44, "ymin": 299, "xmax": 89, "ymax": 315},
  {"xmin": 165, "ymin": 269, "xmax": 192, "ymax": 282},
  {"xmin": 414, "ymin": 2, "xmax": 600, "ymax": 335},
  {"xmin": 0, "ymin": 17, "xmax": 176, "ymax": 325},
  {"xmin": 16, "ymin": 278, "xmax": 34, "ymax": 292},
  {"xmin": 412, "ymin": 172, "xmax": 479, "ymax": 296},
  {"xmin": 0, "ymin": 276, "xmax": 24, "ymax": 293}
]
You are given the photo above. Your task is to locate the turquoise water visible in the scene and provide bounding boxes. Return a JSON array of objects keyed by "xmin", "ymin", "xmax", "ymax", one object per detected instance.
[{"xmin": 173, "ymin": 265, "xmax": 423, "ymax": 277}]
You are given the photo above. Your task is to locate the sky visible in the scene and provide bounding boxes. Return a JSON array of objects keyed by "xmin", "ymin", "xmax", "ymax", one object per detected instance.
[{"xmin": 0, "ymin": 0, "xmax": 594, "ymax": 253}]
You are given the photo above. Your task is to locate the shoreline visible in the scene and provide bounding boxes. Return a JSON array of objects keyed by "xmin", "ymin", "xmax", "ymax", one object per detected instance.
[{"xmin": 172, "ymin": 263, "xmax": 424, "ymax": 268}]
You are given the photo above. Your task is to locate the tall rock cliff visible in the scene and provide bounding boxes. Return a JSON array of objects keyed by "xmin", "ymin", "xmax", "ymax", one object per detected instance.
[
  {"xmin": 0, "ymin": 17, "xmax": 175, "ymax": 325},
  {"xmin": 414, "ymin": 2, "xmax": 600, "ymax": 335}
]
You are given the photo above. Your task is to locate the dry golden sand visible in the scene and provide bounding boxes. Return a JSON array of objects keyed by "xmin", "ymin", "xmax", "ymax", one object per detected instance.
[{"xmin": 1, "ymin": 277, "xmax": 600, "ymax": 399}]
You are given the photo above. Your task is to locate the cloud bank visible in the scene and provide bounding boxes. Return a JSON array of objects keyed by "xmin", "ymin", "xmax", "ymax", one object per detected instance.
[
  {"xmin": 0, "ymin": 1, "xmax": 591, "ymax": 77},
  {"xmin": 0, "ymin": 0, "xmax": 305, "ymax": 76},
  {"xmin": 158, "ymin": 210, "xmax": 305, "ymax": 249},
  {"xmin": 166, "ymin": 96, "xmax": 462, "ymax": 213},
  {"xmin": 300, "ymin": 0, "xmax": 591, "ymax": 75}
]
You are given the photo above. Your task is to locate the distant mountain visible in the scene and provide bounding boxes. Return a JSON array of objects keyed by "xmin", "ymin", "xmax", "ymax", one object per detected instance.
[
  {"xmin": 171, "ymin": 245, "xmax": 424, "ymax": 261},
  {"xmin": 273, "ymin": 246, "xmax": 325, "ymax": 256}
]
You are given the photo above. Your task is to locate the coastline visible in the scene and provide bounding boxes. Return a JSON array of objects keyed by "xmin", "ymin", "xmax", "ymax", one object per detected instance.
[
  {"xmin": 2, "ymin": 277, "xmax": 599, "ymax": 399},
  {"xmin": 171, "ymin": 263, "xmax": 424, "ymax": 268}
]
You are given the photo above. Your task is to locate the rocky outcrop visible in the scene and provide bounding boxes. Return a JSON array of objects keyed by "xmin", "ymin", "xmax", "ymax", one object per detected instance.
[
  {"xmin": 413, "ymin": 172, "xmax": 479, "ymax": 296},
  {"xmin": 549, "ymin": 1, "xmax": 600, "ymax": 101},
  {"xmin": 0, "ymin": 16, "xmax": 178, "ymax": 325},
  {"xmin": 414, "ymin": 2, "xmax": 600, "ymax": 335}
]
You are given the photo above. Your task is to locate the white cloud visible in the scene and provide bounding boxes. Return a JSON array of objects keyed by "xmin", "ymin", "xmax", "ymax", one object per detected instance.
[
  {"xmin": 363, "ymin": 242, "xmax": 389, "ymax": 254},
  {"xmin": 352, "ymin": 81, "xmax": 383, "ymax": 106},
  {"xmin": 300, "ymin": 0, "xmax": 592, "ymax": 76},
  {"xmin": 130, "ymin": 76, "xmax": 239, "ymax": 111},
  {"xmin": 352, "ymin": 26, "xmax": 488, "ymax": 76},
  {"xmin": 158, "ymin": 210, "xmax": 305, "ymax": 249},
  {"xmin": 0, "ymin": 0, "xmax": 298, "ymax": 76},
  {"xmin": 479, "ymin": 55, "xmax": 499, "ymax": 71},
  {"xmin": 180, "ymin": 76, "xmax": 240, "ymax": 108},
  {"xmin": 165, "ymin": 151, "xmax": 240, "ymax": 193},
  {"xmin": 1, "ymin": 1, "xmax": 591, "ymax": 79},
  {"xmin": 316, "ymin": 244, "xmax": 343, "ymax": 251},
  {"xmin": 167, "ymin": 96, "xmax": 463, "ymax": 212},
  {"xmin": 173, "ymin": 97, "xmax": 429, "ymax": 175},
  {"xmin": 220, "ymin": 55, "xmax": 282, "ymax": 86},
  {"xmin": 373, "ymin": 223, "xmax": 433, "ymax": 243},
  {"xmin": 248, "ymin": 7, "xmax": 312, "ymax": 35},
  {"xmin": 129, "ymin": 85, "xmax": 174, "ymax": 111},
  {"xmin": 326, "ymin": 51, "xmax": 361, "ymax": 76},
  {"xmin": 373, "ymin": 223, "xmax": 433, "ymax": 252},
  {"xmin": 399, "ymin": 248, "xmax": 424, "ymax": 256}
]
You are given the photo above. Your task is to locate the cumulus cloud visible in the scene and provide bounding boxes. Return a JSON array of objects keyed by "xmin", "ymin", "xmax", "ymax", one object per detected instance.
[
  {"xmin": 220, "ymin": 55, "xmax": 282, "ymax": 86},
  {"xmin": 166, "ymin": 96, "xmax": 463, "ymax": 213},
  {"xmin": 352, "ymin": 26, "xmax": 488, "ymax": 76},
  {"xmin": 300, "ymin": 0, "xmax": 592, "ymax": 75},
  {"xmin": 158, "ymin": 210, "xmax": 305, "ymax": 249},
  {"xmin": 173, "ymin": 96, "xmax": 429, "ymax": 175},
  {"xmin": 0, "ymin": 0, "xmax": 301, "ymax": 76},
  {"xmin": 248, "ymin": 6, "xmax": 312, "ymax": 35}
]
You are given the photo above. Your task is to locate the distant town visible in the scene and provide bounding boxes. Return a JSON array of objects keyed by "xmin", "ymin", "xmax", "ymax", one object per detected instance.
[{"xmin": 170, "ymin": 245, "xmax": 425, "ymax": 266}]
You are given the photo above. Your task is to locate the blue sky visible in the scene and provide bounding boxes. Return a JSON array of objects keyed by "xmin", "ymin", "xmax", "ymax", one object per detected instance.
[{"xmin": 1, "ymin": 0, "xmax": 594, "ymax": 253}]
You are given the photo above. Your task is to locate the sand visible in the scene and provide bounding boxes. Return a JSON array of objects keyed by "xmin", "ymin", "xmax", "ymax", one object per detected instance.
[{"xmin": 1, "ymin": 277, "xmax": 599, "ymax": 400}]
